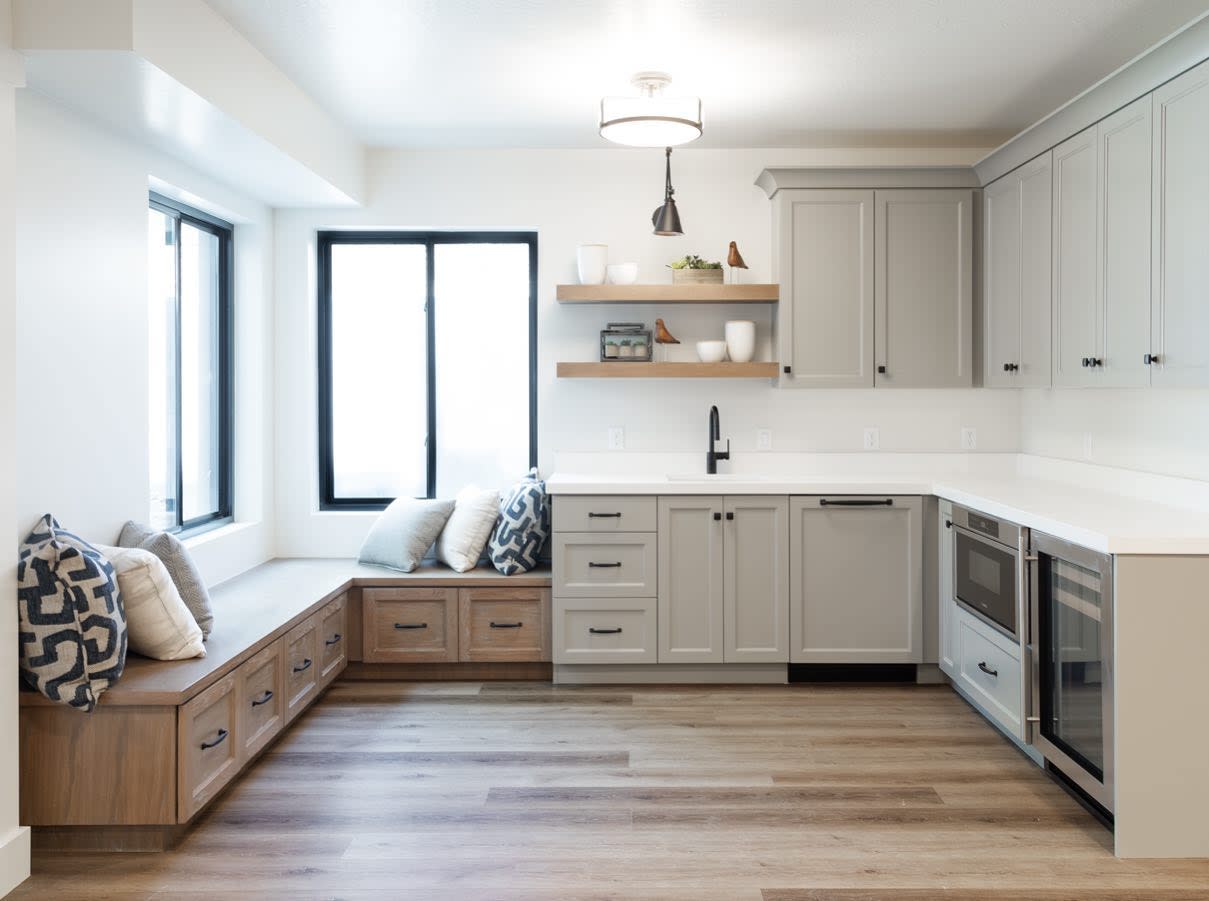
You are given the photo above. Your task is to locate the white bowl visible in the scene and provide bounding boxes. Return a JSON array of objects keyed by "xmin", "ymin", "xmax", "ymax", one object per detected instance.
[
  {"xmin": 606, "ymin": 263, "xmax": 639, "ymax": 285},
  {"xmin": 696, "ymin": 340, "xmax": 728, "ymax": 363}
]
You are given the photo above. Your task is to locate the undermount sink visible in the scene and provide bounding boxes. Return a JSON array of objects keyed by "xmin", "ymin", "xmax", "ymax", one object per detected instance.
[{"xmin": 665, "ymin": 473, "xmax": 770, "ymax": 481}]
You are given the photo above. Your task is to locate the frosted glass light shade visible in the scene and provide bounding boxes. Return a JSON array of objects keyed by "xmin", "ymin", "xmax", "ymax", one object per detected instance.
[{"xmin": 599, "ymin": 95, "xmax": 703, "ymax": 147}]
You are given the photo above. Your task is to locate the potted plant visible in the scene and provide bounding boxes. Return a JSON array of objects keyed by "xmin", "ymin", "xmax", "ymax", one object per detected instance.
[{"xmin": 668, "ymin": 254, "xmax": 724, "ymax": 285}]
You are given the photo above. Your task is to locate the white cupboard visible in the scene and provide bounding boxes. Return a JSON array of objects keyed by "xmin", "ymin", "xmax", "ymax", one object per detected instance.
[{"xmin": 1051, "ymin": 126, "xmax": 1100, "ymax": 388}]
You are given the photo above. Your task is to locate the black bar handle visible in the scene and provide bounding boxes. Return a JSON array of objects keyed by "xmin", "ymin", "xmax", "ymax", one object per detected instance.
[
  {"xmin": 588, "ymin": 561, "xmax": 622, "ymax": 568},
  {"xmin": 251, "ymin": 690, "xmax": 274, "ymax": 707},
  {"xmin": 395, "ymin": 622, "xmax": 428, "ymax": 629},
  {"xmin": 589, "ymin": 627, "xmax": 623, "ymax": 635},
  {"xmin": 325, "ymin": 633, "xmax": 342, "ymax": 646},
  {"xmin": 820, "ymin": 498, "xmax": 893, "ymax": 507},
  {"xmin": 587, "ymin": 512, "xmax": 622, "ymax": 518},
  {"xmin": 490, "ymin": 621, "xmax": 523, "ymax": 629},
  {"xmin": 978, "ymin": 661, "xmax": 999, "ymax": 678},
  {"xmin": 292, "ymin": 658, "xmax": 312, "ymax": 673},
  {"xmin": 200, "ymin": 728, "xmax": 229, "ymax": 751}
]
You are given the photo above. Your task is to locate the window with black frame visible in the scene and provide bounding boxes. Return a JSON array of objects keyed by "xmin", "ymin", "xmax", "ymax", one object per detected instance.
[
  {"xmin": 317, "ymin": 232, "xmax": 537, "ymax": 510},
  {"xmin": 147, "ymin": 193, "xmax": 233, "ymax": 534}
]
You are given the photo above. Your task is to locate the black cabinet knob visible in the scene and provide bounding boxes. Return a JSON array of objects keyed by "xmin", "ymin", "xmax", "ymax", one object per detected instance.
[
  {"xmin": 1089, "ymin": 357, "xmax": 1102, "ymax": 367},
  {"xmin": 783, "ymin": 365, "xmax": 791, "ymax": 374},
  {"xmin": 1081, "ymin": 357, "xmax": 1090, "ymax": 367},
  {"xmin": 877, "ymin": 365, "xmax": 887, "ymax": 374},
  {"xmin": 1144, "ymin": 353, "xmax": 1160, "ymax": 365},
  {"xmin": 713, "ymin": 512, "xmax": 722, "ymax": 521},
  {"xmin": 725, "ymin": 511, "xmax": 734, "ymax": 521}
]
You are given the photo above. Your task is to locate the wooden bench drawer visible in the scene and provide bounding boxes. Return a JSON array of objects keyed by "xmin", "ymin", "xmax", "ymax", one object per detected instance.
[
  {"xmin": 236, "ymin": 638, "xmax": 284, "ymax": 763},
  {"xmin": 363, "ymin": 588, "xmax": 458, "ymax": 662},
  {"xmin": 553, "ymin": 597, "xmax": 657, "ymax": 664},
  {"xmin": 553, "ymin": 496, "xmax": 657, "ymax": 533},
  {"xmin": 459, "ymin": 587, "xmax": 551, "ymax": 662},
  {"xmin": 319, "ymin": 593, "xmax": 349, "ymax": 686},
  {"xmin": 178, "ymin": 672, "xmax": 240, "ymax": 822},
  {"xmin": 553, "ymin": 533, "xmax": 657, "ymax": 598},
  {"xmin": 284, "ymin": 614, "xmax": 320, "ymax": 724}
]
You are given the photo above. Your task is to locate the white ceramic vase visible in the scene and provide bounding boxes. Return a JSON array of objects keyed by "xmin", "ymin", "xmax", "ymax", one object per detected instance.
[
  {"xmin": 724, "ymin": 320, "xmax": 756, "ymax": 363},
  {"xmin": 577, "ymin": 244, "xmax": 608, "ymax": 285}
]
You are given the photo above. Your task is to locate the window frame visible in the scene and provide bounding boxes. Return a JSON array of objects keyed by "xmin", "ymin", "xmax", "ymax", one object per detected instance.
[
  {"xmin": 317, "ymin": 230, "xmax": 538, "ymax": 511},
  {"xmin": 148, "ymin": 192, "xmax": 235, "ymax": 535}
]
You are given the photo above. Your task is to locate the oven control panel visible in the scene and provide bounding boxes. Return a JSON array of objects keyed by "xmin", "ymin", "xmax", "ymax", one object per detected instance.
[{"xmin": 967, "ymin": 511, "xmax": 1001, "ymax": 540}]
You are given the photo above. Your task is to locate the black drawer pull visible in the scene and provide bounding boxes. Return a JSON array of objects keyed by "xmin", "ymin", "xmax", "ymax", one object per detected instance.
[
  {"xmin": 325, "ymin": 633, "xmax": 342, "ymax": 646},
  {"xmin": 292, "ymin": 658, "xmax": 312, "ymax": 673},
  {"xmin": 395, "ymin": 622, "xmax": 428, "ymax": 629},
  {"xmin": 820, "ymin": 498, "xmax": 893, "ymax": 507},
  {"xmin": 588, "ymin": 561, "xmax": 622, "ymax": 568},
  {"xmin": 589, "ymin": 627, "xmax": 623, "ymax": 635},
  {"xmin": 587, "ymin": 512, "xmax": 622, "ymax": 518},
  {"xmin": 490, "ymin": 621, "xmax": 523, "ymax": 629},
  {"xmin": 251, "ymin": 690, "xmax": 274, "ymax": 707},
  {"xmin": 978, "ymin": 661, "xmax": 998, "ymax": 678},
  {"xmin": 200, "ymin": 728, "xmax": 229, "ymax": 751}
]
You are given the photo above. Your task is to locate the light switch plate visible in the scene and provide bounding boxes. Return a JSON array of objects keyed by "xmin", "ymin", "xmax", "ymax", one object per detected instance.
[
  {"xmin": 756, "ymin": 428, "xmax": 773, "ymax": 451},
  {"xmin": 863, "ymin": 427, "xmax": 880, "ymax": 451},
  {"xmin": 961, "ymin": 427, "xmax": 977, "ymax": 450},
  {"xmin": 608, "ymin": 427, "xmax": 625, "ymax": 451}
]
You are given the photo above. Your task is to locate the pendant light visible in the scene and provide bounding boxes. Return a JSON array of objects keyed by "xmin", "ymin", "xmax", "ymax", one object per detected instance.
[
  {"xmin": 600, "ymin": 72, "xmax": 702, "ymax": 147},
  {"xmin": 651, "ymin": 146, "xmax": 683, "ymax": 236}
]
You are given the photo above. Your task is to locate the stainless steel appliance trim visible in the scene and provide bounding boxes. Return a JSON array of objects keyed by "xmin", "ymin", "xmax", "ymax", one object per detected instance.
[
  {"xmin": 1016, "ymin": 524, "xmax": 1032, "ymax": 743},
  {"xmin": 949, "ymin": 504, "xmax": 1021, "ymax": 551}
]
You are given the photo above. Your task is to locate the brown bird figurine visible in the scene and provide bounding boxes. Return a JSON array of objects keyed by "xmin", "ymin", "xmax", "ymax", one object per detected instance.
[
  {"xmin": 654, "ymin": 318, "xmax": 680, "ymax": 344},
  {"xmin": 727, "ymin": 241, "xmax": 748, "ymax": 269}
]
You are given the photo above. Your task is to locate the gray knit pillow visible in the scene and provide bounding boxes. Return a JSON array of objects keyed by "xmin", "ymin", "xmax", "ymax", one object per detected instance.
[
  {"xmin": 358, "ymin": 498, "xmax": 456, "ymax": 572},
  {"xmin": 118, "ymin": 521, "xmax": 214, "ymax": 639}
]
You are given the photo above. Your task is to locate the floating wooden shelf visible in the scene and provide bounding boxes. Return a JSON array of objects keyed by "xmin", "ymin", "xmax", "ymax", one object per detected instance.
[
  {"xmin": 556, "ymin": 361, "xmax": 780, "ymax": 379},
  {"xmin": 556, "ymin": 284, "xmax": 779, "ymax": 303}
]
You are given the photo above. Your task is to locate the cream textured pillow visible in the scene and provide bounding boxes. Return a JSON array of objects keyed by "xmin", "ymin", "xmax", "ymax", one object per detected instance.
[
  {"xmin": 436, "ymin": 486, "xmax": 501, "ymax": 572},
  {"xmin": 95, "ymin": 544, "xmax": 205, "ymax": 661}
]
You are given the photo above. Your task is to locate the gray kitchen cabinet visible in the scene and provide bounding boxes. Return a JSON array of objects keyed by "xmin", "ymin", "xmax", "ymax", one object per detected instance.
[
  {"xmin": 773, "ymin": 189, "xmax": 875, "ymax": 388},
  {"xmin": 984, "ymin": 152, "xmax": 1053, "ymax": 388},
  {"xmin": 657, "ymin": 496, "xmax": 725, "ymax": 663},
  {"xmin": 874, "ymin": 190, "xmax": 973, "ymax": 388},
  {"xmin": 789, "ymin": 495, "xmax": 923, "ymax": 663},
  {"xmin": 1151, "ymin": 58, "xmax": 1209, "ymax": 388},
  {"xmin": 1051, "ymin": 125, "xmax": 1099, "ymax": 388},
  {"xmin": 938, "ymin": 499, "xmax": 957, "ymax": 678},
  {"xmin": 723, "ymin": 496, "xmax": 789, "ymax": 663}
]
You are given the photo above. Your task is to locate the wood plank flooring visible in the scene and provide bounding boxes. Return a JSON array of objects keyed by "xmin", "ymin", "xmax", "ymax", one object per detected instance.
[{"xmin": 11, "ymin": 681, "xmax": 1209, "ymax": 900}]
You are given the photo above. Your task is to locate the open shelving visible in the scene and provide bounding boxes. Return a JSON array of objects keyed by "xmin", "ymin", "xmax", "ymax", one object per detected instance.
[
  {"xmin": 555, "ymin": 284, "xmax": 779, "ymax": 303},
  {"xmin": 556, "ymin": 362, "xmax": 780, "ymax": 379}
]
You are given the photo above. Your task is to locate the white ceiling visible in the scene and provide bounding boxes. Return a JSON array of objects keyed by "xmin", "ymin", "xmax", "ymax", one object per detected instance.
[{"xmin": 204, "ymin": 0, "xmax": 1209, "ymax": 150}]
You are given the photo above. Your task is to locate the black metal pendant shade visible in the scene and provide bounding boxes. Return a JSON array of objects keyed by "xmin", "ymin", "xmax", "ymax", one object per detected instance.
[{"xmin": 652, "ymin": 146, "xmax": 683, "ymax": 236}]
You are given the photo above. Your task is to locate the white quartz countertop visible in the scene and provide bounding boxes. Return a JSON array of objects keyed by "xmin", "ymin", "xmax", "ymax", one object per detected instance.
[{"xmin": 546, "ymin": 459, "xmax": 1209, "ymax": 555}]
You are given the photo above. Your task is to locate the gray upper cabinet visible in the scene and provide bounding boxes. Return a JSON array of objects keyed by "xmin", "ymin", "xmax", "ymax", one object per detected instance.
[
  {"xmin": 657, "ymin": 496, "xmax": 725, "ymax": 663},
  {"xmin": 874, "ymin": 190, "xmax": 973, "ymax": 388},
  {"xmin": 1052, "ymin": 126, "xmax": 1099, "ymax": 388},
  {"xmin": 723, "ymin": 496, "xmax": 789, "ymax": 663},
  {"xmin": 1151, "ymin": 58, "xmax": 1209, "ymax": 388},
  {"xmin": 984, "ymin": 152, "xmax": 1053, "ymax": 388},
  {"xmin": 789, "ymin": 495, "xmax": 923, "ymax": 664},
  {"xmin": 774, "ymin": 189, "xmax": 875, "ymax": 388}
]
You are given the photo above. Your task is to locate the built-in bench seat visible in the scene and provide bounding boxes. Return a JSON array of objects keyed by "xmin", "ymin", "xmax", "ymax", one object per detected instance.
[{"xmin": 17, "ymin": 558, "xmax": 552, "ymax": 851}]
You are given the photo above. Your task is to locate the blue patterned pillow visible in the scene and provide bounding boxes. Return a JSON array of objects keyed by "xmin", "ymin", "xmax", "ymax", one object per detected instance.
[
  {"xmin": 17, "ymin": 515, "xmax": 127, "ymax": 711},
  {"xmin": 489, "ymin": 468, "xmax": 549, "ymax": 575}
]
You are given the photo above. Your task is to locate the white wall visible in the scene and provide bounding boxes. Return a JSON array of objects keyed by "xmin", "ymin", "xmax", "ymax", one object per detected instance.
[
  {"xmin": 275, "ymin": 146, "xmax": 1022, "ymax": 556},
  {"xmin": 1021, "ymin": 388, "xmax": 1209, "ymax": 482},
  {"xmin": 15, "ymin": 90, "xmax": 276, "ymax": 585}
]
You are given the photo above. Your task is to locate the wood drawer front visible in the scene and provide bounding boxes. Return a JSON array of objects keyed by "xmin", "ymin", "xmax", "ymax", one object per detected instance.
[
  {"xmin": 957, "ymin": 612, "xmax": 1023, "ymax": 738},
  {"xmin": 178, "ymin": 672, "xmax": 240, "ymax": 823},
  {"xmin": 363, "ymin": 588, "xmax": 458, "ymax": 663},
  {"xmin": 553, "ymin": 496, "xmax": 656, "ymax": 533},
  {"xmin": 319, "ymin": 593, "xmax": 349, "ymax": 686},
  {"xmin": 236, "ymin": 638, "xmax": 285, "ymax": 763},
  {"xmin": 284, "ymin": 614, "xmax": 320, "ymax": 724},
  {"xmin": 553, "ymin": 597, "xmax": 657, "ymax": 664},
  {"xmin": 553, "ymin": 533, "xmax": 656, "ymax": 598},
  {"xmin": 459, "ymin": 588, "xmax": 551, "ymax": 662}
]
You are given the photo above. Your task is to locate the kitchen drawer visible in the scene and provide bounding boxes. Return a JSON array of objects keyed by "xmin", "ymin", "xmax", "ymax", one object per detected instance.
[
  {"xmin": 553, "ymin": 533, "xmax": 656, "ymax": 598},
  {"xmin": 459, "ymin": 587, "xmax": 551, "ymax": 662},
  {"xmin": 236, "ymin": 638, "xmax": 284, "ymax": 763},
  {"xmin": 553, "ymin": 597, "xmax": 657, "ymax": 664},
  {"xmin": 363, "ymin": 588, "xmax": 458, "ymax": 663},
  {"xmin": 284, "ymin": 614, "xmax": 320, "ymax": 724},
  {"xmin": 318, "ymin": 593, "xmax": 348, "ymax": 686},
  {"xmin": 957, "ymin": 610, "xmax": 1023, "ymax": 738},
  {"xmin": 553, "ymin": 495, "xmax": 657, "ymax": 533},
  {"xmin": 178, "ymin": 672, "xmax": 240, "ymax": 822}
]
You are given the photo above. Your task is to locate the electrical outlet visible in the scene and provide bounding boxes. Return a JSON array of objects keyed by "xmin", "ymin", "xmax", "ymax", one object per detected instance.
[
  {"xmin": 863, "ymin": 427, "xmax": 880, "ymax": 451},
  {"xmin": 607, "ymin": 427, "xmax": 625, "ymax": 451},
  {"xmin": 756, "ymin": 428, "xmax": 773, "ymax": 451},
  {"xmin": 961, "ymin": 427, "xmax": 977, "ymax": 451},
  {"xmin": 1082, "ymin": 433, "xmax": 1094, "ymax": 461}
]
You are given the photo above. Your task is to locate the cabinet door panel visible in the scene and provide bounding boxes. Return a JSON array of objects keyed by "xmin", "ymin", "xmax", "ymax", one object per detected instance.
[
  {"xmin": 875, "ymin": 190, "xmax": 973, "ymax": 387},
  {"xmin": 1151, "ymin": 58, "xmax": 1209, "ymax": 387},
  {"xmin": 1018, "ymin": 154, "xmax": 1054, "ymax": 387},
  {"xmin": 938, "ymin": 501, "xmax": 957, "ymax": 678},
  {"xmin": 724, "ymin": 496, "xmax": 789, "ymax": 663},
  {"xmin": 984, "ymin": 173, "xmax": 1023, "ymax": 388},
  {"xmin": 1052, "ymin": 127, "xmax": 1099, "ymax": 387},
  {"xmin": 657, "ymin": 496, "xmax": 724, "ymax": 663}
]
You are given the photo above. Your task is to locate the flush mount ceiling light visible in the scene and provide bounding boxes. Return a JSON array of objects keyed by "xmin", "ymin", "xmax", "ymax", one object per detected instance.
[{"xmin": 599, "ymin": 72, "xmax": 702, "ymax": 147}]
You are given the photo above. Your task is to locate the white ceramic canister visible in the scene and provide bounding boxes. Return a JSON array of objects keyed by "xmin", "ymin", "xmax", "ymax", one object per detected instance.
[
  {"xmin": 577, "ymin": 244, "xmax": 608, "ymax": 285},
  {"xmin": 724, "ymin": 320, "xmax": 756, "ymax": 363}
]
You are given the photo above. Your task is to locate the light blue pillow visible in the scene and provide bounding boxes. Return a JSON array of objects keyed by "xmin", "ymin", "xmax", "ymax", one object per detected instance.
[
  {"xmin": 489, "ymin": 469, "xmax": 549, "ymax": 575},
  {"xmin": 358, "ymin": 498, "xmax": 456, "ymax": 573}
]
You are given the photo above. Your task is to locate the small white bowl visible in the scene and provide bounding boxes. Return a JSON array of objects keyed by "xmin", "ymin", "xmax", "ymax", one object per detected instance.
[
  {"xmin": 696, "ymin": 340, "xmax": 728, "ymax": 363},
  {"xmin": 606, "ymin": 263, "xmax": 639, "ymax": 285}
]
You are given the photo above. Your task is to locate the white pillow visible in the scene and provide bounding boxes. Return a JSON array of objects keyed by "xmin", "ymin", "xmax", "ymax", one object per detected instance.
[
  {"xmin": 358, "ymin": 497, "xmax": 456, "ymax": 572},
  {"xmin": 436, "ymin": 486, "xmax": 501, "ymax": 573},
  {"xmin": 95, "ymin": 544, "xmax": 205, "ymax": 661}
]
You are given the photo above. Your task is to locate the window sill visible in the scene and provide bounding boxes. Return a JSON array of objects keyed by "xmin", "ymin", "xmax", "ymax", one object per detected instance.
[{"xmin": 183, "ymin": 519, "xmax": 257, "ymax": 549}]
